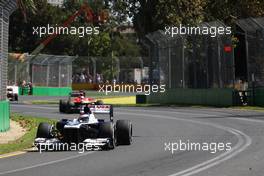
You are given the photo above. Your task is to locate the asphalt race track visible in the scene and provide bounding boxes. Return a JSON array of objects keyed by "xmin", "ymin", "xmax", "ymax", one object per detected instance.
[{"xmin": 1, "ymin": 103, "xmax": 264, "ymax": 176}]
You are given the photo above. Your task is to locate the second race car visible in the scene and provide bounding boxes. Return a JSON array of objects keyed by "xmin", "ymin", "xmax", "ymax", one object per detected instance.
[{"xmin": 59, "ymin": 91, "xmax": 104, "ymax": 113}]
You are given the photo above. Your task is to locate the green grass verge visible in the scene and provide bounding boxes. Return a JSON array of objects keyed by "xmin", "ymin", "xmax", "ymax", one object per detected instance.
[
  {"xmin": 230, "ymin": 106, "xmax": 264, "ymax": 112},
  {"xmin": 84, "ymin": 91, "xmax": 137, "ymax": 97},
  {"xmin": 29, "ymin": 96, "xmax": 138, "ymax": 106},
  {"xmin": 0, "ymin": 114, "xmax": 56, "ymax": 155},
  {"xmin": 29, "ymin": 100, "xmax": 58, "ymax": 105}
]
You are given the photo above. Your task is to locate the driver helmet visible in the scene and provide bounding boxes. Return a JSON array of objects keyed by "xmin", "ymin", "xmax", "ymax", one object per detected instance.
[{"xmin": 83, "ymin": 106, "xmax": 92, "ymax": 114}]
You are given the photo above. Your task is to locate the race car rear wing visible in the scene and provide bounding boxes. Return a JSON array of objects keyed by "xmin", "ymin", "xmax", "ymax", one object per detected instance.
[{"xmin": 86, "ymin": 105, "xmax": 113, "ymax": 121}]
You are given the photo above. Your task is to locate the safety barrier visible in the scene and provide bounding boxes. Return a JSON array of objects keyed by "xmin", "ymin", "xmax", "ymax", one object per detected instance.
[
  {"xmin": 31, "ymin": 87, "xmax": 72, "ymax": 96},
  {"xmin": 18, "ymin": 87, "xmax": 72, "ymax": 96},
  {"xmin": 254, "ymin": 88, "xmax": 264, "ymax": 106},
  {"xmin": 145, "ymin": 88, "xmax": 234, "ymax": 107},
  {"xmin": 0, "ymin": 101, "xmax": 10, "ymax": 132},
  {"xmin": 72, "ymin": 83, "xmax": 98, "ymax": 90}
]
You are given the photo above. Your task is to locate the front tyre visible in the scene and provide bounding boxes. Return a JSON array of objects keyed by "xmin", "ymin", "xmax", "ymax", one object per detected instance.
[
  {"xmin": 116, "ymin": 120, "xmax": 132, "ymax": 145},
  {"xmin": 36, "ymin": 123, "xmax": 53, "ymax": 138},
  {"xmin": 99, "ymin": 122, "xmax": 115, "ymax": 150}
]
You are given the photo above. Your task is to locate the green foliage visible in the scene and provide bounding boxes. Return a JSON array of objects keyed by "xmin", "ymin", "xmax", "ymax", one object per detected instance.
[
  {"xmin": 89, "ymin": 32, "xmax": 111, "ymax": 56},
  {"xmin": 10, "ymin": 0, "xmax": 141, "ymax": 80},
  {"xmin": 205, "ymin": 0, "xmax": 264, "ymax": 23},
  {"xmin": 111, "ymin": 0, "xmax": 207, "ymax": 37},
  {"xmin": 9, "ymin": 1, "xmax": 65, "ymax": 52},
  {"xmin": 11, "ymin": 0, "xmax": 264, "ymax": 81},
  {"xmin": 10, "ymin": 0, "xmax": 139, "ymax": 58},
  {"xmin": 17, "ymin": 0, "xmax": 37, "ymax": 22},
  {"xmin": 112, "ymin": 0, "xmax": 264, "ymax": 37}
]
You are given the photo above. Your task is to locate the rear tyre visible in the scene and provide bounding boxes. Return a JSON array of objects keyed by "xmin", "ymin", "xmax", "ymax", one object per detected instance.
[
  {"xmin": 59, "ymin": 100, "xmax": 67, "ymax": 113},
  {"xmin": 11, "ymin": 96, "xmax": 15, "ymax": 101},
  {"xmin": 65, "ymin": 101, "xmax": 73, "ymax": 114},
  {"xmin": 116, "ymin": 120, "xmax": 132, "ymax": 145},
  {"xmin": 99, "ymin": 122, "xmax": 115, "ymax": 150},
  {"xmin": 36, "ymin": 123, "xmax": 53, "ymax": 138},
  {"xmin": 14, "ymin": 94, "xmax": 18, "ymax": 101},
  {"xmin": 59, "ymin": 100, "xmax": 63, "ymax": 112}
]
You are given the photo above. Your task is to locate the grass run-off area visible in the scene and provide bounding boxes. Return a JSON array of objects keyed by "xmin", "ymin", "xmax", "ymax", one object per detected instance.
[
  {"xmin": 0, "ymin": 114, "xmax": 56, "ymax": 155},
  {"xmin": 30, "ymin": 96, "xmax": 137, "ymax": 105}
]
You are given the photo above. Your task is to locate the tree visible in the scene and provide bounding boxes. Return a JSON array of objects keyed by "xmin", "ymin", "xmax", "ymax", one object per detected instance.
[
  {"xmin": 112, "ymin": 0, "xmax": 264, "ymax": 38},
  {"xmin": 17, "ymin": 0, "xmax": 36, "ymax": 22},
  {"xmin": 9, "ymin": 1, "xmax": 65, "ymax": 53},
  {"xmin": 204, "ymin": 0, "xmax": 264, "ymax": 25},
  {"xmin": 112, "ymin": 0, "xmax": 207, "ymax": 37},
  {"xmin": 9, "ymin": 0, "xmax": 141, "ymax": 81}
]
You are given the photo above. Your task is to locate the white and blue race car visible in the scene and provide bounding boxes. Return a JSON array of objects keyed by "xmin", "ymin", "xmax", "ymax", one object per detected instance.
[{"xmin": 35, "ymin": 105, "xmax": 132, "ymax": 151}]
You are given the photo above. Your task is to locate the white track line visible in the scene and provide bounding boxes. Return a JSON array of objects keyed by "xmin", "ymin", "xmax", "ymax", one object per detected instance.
[
  {"xmin": 0, "ymin": 152, "xmax": 95, "ymax": 175},
  {"xmin": 118, "ymin": 111, "xmax": 252, "ymax": 176},
  {"xmin": 119, "ymin": 108, "xmax": 218, "ymax": 117}
]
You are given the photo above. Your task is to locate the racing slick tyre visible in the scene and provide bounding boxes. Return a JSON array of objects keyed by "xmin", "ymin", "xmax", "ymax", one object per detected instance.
[
  {"xmin": 116, "ymin": 120, "xmax": 132, "ymax": 145},
  {"xmin": 56, "ymin": 119, "xmax": 68, "ymax": 132},
  {"xmin": 59, "ymin": 100, "xmax": 67, "ymax": 113},
  {"xmin": 36, "ymin": 123, "xmax": 53, "ymax": 138},
  {"xmin": 95, "ymin": 100, "xmax": 104, "ymax": 105},
  {"xmin": 64, "ymin": 101, "xmax": 73, "ymax": 114},
  {"xmin": 99, "ymin": 122, "xmax": 115, "ymax": 150},
  {"xmin": 14, "ymin": 94, "xmax": 18, "ymax": 101}
]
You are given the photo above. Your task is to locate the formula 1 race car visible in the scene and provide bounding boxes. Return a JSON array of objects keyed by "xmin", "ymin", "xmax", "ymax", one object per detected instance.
[
  {"xmin": 35, "ymin": 105, "xmax": 132, "ymax": 151},
  {"xmin": 6, "ymin": 86, "xmax": 18, "ymax": 101},
  {"xmin": 59, "ymin": 91, "xmax": 104, "ymax": 113}
]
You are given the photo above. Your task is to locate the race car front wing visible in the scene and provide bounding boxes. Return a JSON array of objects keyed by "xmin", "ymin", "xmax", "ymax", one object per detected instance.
[{"xmin": 34, "ymin": 138, "xmax": 111, "ymax": 152}]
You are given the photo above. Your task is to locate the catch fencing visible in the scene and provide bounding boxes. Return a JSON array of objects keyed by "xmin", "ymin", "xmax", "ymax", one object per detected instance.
[
  {"xmin": 73, "ymin": 56, "xmax": 147, "ymax": 84},
  {"xmin": 0, "ymin": 0, "xmax": 17, "ymax": 100},
  {"xmin": 8, "ymin": 54, "xmax": 74, "ymax": 87},
  {"xmin": 143, "ymin": 21, "xmax": 235, "ymax": 89},
  {"xmin": 236, "ymin": 17, "xmax": 264, "ymax": 88}
]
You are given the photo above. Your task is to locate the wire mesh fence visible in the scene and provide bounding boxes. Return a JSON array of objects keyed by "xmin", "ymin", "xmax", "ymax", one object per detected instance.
[
  {"xmin": 72, "ymin": 56, "xmax": 147, "ymax": 84},
  {"xmin": 0, "ymin": 1, "xmax": 17, "ymax": 100},
  {"xmin": 8, "ymin": 57, "xmax": 29, "ymax": 85},
  {"xmin": 144, "ymin": 21, "xmax": 235, "ymax": 89},
  {"xmin": 8, "ymin": 54, "xmax": 74, "ymax": 87},
  {"xmin": 236, "ymin": 17, "xmax": 264, "ymax": 88}
]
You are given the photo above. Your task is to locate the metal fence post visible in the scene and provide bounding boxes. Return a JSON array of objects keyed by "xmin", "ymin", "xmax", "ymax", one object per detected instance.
[
  {"xmin": 67, "ymin": 64, "xmax": 71, "ymax": 86},
  {"xmin": 91, "ymin": 57, "xmax": 97, "ymax": 83},
  {"xmin": 58, "ymin": 64, "xmax": 61, "ymax": 87},
  {"xmin": 0, "ymin": 6, "xmax": 3, "ymax": 100},
  {"xmin": 139, "ymin": 57, "xmax": 144, "ymax": 84},
  {"xmin": 181, "ymin": 36, "xmax": 186, "ymax": 88},
  {"xmin": 217, "ymin": 37, "xmax": 223, "ymax": 88},
  {"xmin": 46, "ymin": 64, "xmax": 50, "ymax": 87},
  {"xmin": 168, "ymin": 43, "xmax": 172, "ymax": 88},
  {"xmin": 116, "ymin": 57, "xmax": 120, "ymax": 82}
]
